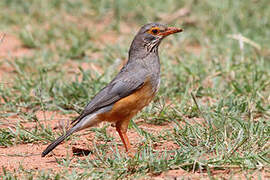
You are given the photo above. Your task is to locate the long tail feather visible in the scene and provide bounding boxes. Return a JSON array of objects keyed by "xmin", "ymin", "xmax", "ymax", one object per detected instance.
[
  {"xmin": 42, "ymin": 111, "xmax": 102, "ymax": 157},
  {"xmin": 41, "ymin": 127, "xmax": 77, "ymax": 157}
]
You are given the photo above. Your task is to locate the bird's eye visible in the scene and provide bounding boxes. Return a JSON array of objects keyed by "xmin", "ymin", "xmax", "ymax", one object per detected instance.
[
  {"xmin": 148, "ymin": 27, "xmax": 160, "ymax": 35},
  {"xmin": 151, "ymin": 29, "xmax": 158, "ymax": 34}
]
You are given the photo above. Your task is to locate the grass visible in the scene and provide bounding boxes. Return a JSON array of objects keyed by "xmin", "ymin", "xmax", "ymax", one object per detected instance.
[{"xmin": 0, "ymin": 0, "xmax": 270, "ymax": 179}]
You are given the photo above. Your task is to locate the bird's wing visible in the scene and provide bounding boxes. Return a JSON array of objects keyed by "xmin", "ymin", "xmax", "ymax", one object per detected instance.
[{"xmin": 72, "ymin": 67, "xmax": 148, "ymax": 125}]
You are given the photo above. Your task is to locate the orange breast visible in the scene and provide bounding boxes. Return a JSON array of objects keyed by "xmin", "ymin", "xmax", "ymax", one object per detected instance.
[{"xmin": 98, "ymin": 78, "xmax": 155, "ymax": 123}]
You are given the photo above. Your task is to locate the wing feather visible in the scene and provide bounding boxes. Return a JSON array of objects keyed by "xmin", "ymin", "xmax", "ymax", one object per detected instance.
[{"xmin": 72, "ymin": 65, "xmax": 148, "ymax": 125}]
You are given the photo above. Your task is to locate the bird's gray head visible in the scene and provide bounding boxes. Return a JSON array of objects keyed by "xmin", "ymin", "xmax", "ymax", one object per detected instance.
[{"xmin": 129, "ymin": 23, "xmax": 183, "ymax": 58}]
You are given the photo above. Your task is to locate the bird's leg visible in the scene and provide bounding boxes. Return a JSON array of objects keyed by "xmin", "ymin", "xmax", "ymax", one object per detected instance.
[
  {"xmin": 116, "ymin": 121, "xmax": 133, "ymax": 157},
  {"xmin": 116, "ymin": 122, "xmax": 131, "ymax": 151},
  {"xmin": 116, "ymin": 128, "xmax": 131, "ymax": 151}
]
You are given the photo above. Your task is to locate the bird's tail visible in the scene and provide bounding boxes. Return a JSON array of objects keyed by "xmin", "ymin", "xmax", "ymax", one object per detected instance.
[
  {"xmin": 41, "ymin": 112, "xmax": 102, "ymax": 157},
  {"xmin": 41, "ymin": 126, "xmax": 77, "ymax": 157}
]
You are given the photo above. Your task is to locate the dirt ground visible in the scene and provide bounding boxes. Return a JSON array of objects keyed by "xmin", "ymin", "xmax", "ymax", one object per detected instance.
[
  {"xmin": 0, "ymin": 110, "xmax": 177, "ymax": 171},
  {"xmin": 1, "ymin": 111, "xmax": 268, "ymax": 179},
  {"xmin": 0, "ymin": 33, "xmax": 269, "ymax": 179}
]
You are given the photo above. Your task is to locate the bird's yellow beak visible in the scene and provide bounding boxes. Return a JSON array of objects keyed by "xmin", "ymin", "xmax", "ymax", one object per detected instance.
[{"xmin": 160, "ymin": 27, "xmax": 183, "ymax": 36}]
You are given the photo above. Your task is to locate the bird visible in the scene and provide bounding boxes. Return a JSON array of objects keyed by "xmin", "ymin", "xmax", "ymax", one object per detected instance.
[{"xmin": 41, "ymin": 23, "xmax": 183, "ymax": 157}]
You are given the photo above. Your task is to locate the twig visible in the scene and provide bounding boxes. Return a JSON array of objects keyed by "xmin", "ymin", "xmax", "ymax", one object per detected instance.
[{"xmin": 227, "ymin": 34, "xmax": 261, "ymax": 50}]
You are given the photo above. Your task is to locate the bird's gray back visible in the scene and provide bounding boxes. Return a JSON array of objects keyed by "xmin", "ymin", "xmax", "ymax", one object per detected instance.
[{"xmin": 72, "ymin": 52, "xmax": 160, "ymax": 126}]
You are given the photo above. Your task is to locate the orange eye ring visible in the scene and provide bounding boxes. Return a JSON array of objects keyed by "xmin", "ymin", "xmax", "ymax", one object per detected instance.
[{"xmin": 148, "ymin": 27, "xmax": 160, "ymax": 35}]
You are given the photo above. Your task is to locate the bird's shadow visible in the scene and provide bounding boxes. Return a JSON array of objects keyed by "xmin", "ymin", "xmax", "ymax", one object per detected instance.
[{"xmin": 72, "ymin": 147, "xmax": 92, "ymax": 156}]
